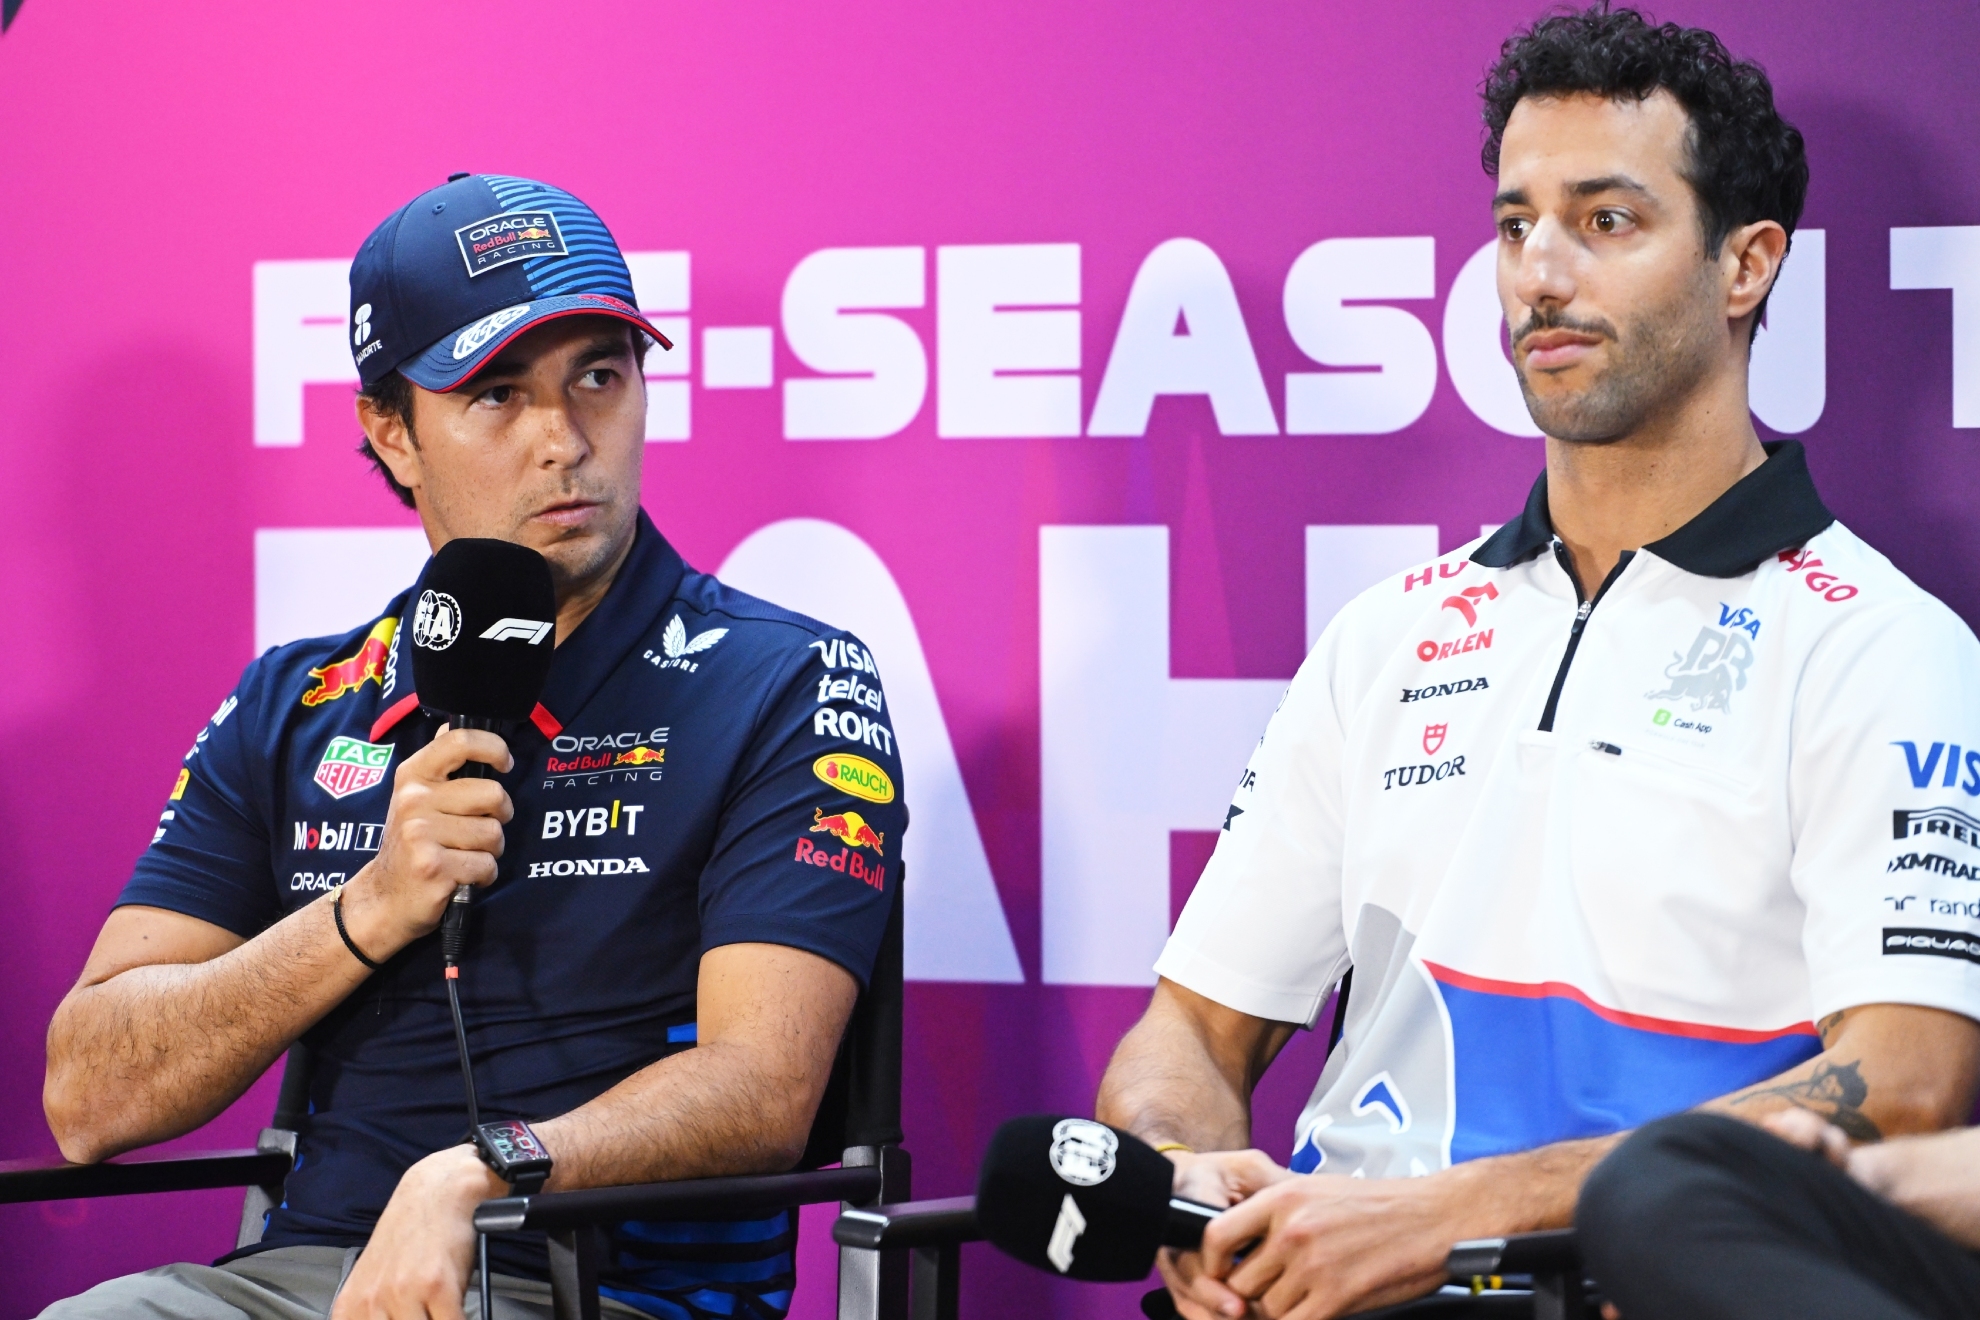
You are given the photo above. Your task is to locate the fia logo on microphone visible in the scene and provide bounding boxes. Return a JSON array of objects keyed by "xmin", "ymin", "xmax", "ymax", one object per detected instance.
[
  {"xmin": 1048, "ymin": 1119, "xmax": 1118, "ymax": 1187},
  {"xmin": 413, "ymin": 589, "xmax": 462, "ymax": 651}
]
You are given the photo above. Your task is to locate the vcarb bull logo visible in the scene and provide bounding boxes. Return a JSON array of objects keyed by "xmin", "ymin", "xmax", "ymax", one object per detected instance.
[
  {"xmin": 454, "ymin": 210, "xmax": 568, "ymax": 276},
  {"xmin": 1645, "ymin": 625, "xmax": 1754, "ymax": 714}
]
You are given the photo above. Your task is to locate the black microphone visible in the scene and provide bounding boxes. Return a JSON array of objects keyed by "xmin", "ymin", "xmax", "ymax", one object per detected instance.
[
  {"xmin": 976, "ymin": 1116, "xmax": 1222, "ymax": 1283},
  {"xmin": 407, "ymin": 537, "xmax": 556, "ymax": 969}
]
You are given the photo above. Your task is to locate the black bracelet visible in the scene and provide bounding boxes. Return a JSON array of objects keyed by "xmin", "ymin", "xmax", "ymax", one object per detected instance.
[{"xmin": 332, "ymin": 885, "xmax": 384, "ymax": 971}]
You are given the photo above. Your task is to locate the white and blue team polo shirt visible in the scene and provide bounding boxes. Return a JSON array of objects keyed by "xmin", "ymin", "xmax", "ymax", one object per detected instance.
[
  {"xmin": 1156, "ymin": 442, "xmax": 1980, "ymax": 1176},
  {"xmin": 121, "ymin": 510, "xmax": 906, "ymax": 1318}
]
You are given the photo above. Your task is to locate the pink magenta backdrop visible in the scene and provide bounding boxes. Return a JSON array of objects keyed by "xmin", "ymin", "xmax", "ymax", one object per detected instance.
[{"xmin": 3, "ymin": 1, "xmax": 1978, "ymax": 1314}]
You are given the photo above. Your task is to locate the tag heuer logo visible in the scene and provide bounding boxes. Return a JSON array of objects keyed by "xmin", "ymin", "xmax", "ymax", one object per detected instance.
[{"xmin": 314, "ymin": 737, "xmax": 394, "ymax": 800}]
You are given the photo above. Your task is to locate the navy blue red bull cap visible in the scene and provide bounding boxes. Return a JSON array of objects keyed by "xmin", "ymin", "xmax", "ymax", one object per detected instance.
[{"xmin": 348, "ymin": 173, "xmax": 672, "ymax": 391}]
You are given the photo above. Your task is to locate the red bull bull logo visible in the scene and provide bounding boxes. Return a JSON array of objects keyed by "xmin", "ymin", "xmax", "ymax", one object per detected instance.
[
  {"xmin": 811, "ymin": 807, "xmax": 883, "ymax": 855},
  {"xmin": 301, "ymin": 617, "xmax": 398, "ymax": 707},
  {"xmin": 615, "ymin": 746, "xmax": 665, "ymax": 767}
]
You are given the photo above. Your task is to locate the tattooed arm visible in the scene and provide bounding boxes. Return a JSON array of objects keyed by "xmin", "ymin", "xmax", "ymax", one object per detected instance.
[{"xmin": 1711, "ymin": 1003, "xmax": 1980, "ymax": 1141}]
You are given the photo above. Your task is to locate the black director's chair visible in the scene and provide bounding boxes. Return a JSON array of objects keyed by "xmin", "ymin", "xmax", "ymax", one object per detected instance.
[
  {"xmin": 0, "ymin": 877, "xmax": 915, "ymax": 1320},
  {"xmin": 831, "ymin": 970, "xmax": 1600, "ymax": 1320}
]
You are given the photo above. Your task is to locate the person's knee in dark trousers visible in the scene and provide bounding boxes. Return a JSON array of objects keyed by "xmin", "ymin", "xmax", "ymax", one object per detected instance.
[{"xmin": 1578, "ymin": 1112, "xmax": 1980, "ymax": 1320}]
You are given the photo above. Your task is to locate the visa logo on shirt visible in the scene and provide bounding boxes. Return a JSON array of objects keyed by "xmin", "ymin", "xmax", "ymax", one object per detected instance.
[{"xmin": 1893, "ymin": 742, "xmax": 1980, "ymax": 795}]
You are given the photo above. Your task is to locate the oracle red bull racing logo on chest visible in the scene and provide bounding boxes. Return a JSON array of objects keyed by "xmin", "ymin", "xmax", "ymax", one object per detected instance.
[
  {"xmin": 796, "ymin": 807, "xmax": 886, "ymax": 889},
  {"xmin": 301, "ymin": 618, "xmax": 398, "ymax": 707}
]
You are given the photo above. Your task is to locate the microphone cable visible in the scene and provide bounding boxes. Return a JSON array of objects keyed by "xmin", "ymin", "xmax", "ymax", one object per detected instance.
[{"xmin": 444, "ymin": 882, "xmax": 491, "ymax": 1320}]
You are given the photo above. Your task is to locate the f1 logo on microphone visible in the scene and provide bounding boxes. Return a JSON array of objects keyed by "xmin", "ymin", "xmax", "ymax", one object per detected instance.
[{"xmin": 481, "ymin": 618, "xmax": 553, "ymax": 644}]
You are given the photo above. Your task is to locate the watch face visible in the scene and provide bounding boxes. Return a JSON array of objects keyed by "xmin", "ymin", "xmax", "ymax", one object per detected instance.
[{"xmin": 483, "ymin": 1120, "xmax": 548, "ymax": 1165}]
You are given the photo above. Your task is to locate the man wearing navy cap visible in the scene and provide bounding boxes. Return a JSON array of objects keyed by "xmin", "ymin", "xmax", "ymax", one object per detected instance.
[{"xmin": 39, "ymin": 175, "xmax": 908, "ymax": 1320}]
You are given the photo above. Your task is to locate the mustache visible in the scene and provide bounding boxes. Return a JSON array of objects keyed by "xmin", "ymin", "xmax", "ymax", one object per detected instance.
[{"xmin": 1512, "ymin": 306, "xmax": 1619, "ymax": 346}]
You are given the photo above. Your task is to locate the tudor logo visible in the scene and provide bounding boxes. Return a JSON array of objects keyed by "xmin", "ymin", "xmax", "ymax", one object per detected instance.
[
  {"xmin": 1422, "ymin": 723, "xmax": 1447, "ymax": 756},
  {"xmin": 452, "ymin": 304, "xmax": 532, "ymax": 360},
  {"xmin": 480, "ymin": 617, "xmax": 553, "ymax": 644},
  {"xmin": 412, "ymin": 590, "xmax": 462, "ymax": 650},
  {"xmin": 1048, "ymin": 1118, "xmax": 1118, "ymax": 1187}
]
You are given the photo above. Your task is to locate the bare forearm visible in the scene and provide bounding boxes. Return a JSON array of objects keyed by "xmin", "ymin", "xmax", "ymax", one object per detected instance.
[
  {"xmin": 538, "ymin": 1041, "xmax": 824, "ymax": 1191},
  {"xmin": 45, "ymin": 896, "xmax": 366, "ymax": 1160},
  {"xmin": 1852, "ymin": 1127, "xmax": 1980, "ymax": 1248},
  {"xmin": 1096, "ymin": 1008, "xmax": 1258, "ymax": 1153},
  {"xmin": 1435, "ymin": 1132, "xmax": 1623, "ymax": 1236}
]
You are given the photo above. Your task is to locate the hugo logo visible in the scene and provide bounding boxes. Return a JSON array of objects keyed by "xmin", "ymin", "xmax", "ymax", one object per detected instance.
[{"xmin": 1778, "ymin": 549, "xmax": 1858, "ymax": 602}]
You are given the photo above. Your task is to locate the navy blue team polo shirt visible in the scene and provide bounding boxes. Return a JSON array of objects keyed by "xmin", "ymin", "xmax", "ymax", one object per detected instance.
[{"xmin": 119, "ymin": 510, "xmax": 906, "ymax": 1318}]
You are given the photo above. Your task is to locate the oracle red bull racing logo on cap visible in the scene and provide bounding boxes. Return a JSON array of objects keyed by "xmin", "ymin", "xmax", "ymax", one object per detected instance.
[
  {"xmin": 314, "ymin": 737, "xmax": 394, "ymax": 800},
  {"xmin": 301, "ymin": 617, "xmax": 398, "ymax": 707},
  {"xmin": 796, "ymin": 809, "xmax": 886, "ymax": 889},
  {"xmin": 454, "ymin": 209, "xmax": 568, "ymax": 277}
]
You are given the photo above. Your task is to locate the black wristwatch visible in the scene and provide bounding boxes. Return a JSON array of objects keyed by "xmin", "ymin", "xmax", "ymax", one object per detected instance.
[{"xmin": 474, "ymin": 1119, "xmax": 554, "ymax": 1195}]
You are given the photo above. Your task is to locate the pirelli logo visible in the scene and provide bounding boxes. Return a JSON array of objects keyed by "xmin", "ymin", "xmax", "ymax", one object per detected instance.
[
  {"xmin": 1894, "ymin": 807, "xmax": 1980, "ymax": 853},
  {"xmin": 1884, "ymin": 927, "xmax": 1980, "ymax": 966}
]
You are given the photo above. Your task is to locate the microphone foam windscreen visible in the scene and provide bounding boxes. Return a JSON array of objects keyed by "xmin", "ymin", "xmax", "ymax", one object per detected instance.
[
  {"xmin": 976, "ymin": 1115, "xmax": 1176, "ymax": 1282},
  {"xmin": 409, "ymin": 538, "xmax": 557, "ymax": 720}
]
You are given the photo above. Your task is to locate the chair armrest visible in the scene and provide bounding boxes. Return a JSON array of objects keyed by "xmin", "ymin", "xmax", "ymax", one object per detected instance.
[
  {"xmin": 0, "ymin": 1148, "xmax": 294, "ymax": 1205},
  {"xmin": 1446, "ymin": 1229, "xmax": 1582, "ymax": 1281},
  {"xmin": 833, "ymin": 1195, "xmax": 980, "ymax": 1250},
  {"xmin": 473, "ymin": 1165, "xmax": 884, "ymax": 1233}
]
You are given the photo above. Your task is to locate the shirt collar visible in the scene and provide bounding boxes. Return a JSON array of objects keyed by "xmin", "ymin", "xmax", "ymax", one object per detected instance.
[
  {"xmin": 1470, "ymin": 440, "xmax": 1834, "ymax": 579},
  {"xmin": 370, "ymin": 508, "xmax": 686, "ymax": 742}
]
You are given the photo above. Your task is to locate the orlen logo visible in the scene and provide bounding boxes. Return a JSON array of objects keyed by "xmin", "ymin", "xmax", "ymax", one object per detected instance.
[
  {"xmin": 1778, "ymin": 549, "xmax": 1858, "ymax": 602},
  {"xmin": 1893, "ymin": 741, "xmax": 1980, "ymax": 795},
  {"xmin": 1416, "ymin": 584, "xmax": 1497, "ymax": 663}
]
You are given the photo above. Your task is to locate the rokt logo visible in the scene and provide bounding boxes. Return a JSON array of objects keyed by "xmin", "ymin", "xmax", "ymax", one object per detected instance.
[
  {"xmin": 1893, "ymin": 742, "xmax": 1980, "ymax": 795},
  {"xmin": 813, "ymin": 708, "xmax": 895, "ymax": 754},
  {"xmin": 301, "ymin": 618, "xmax": 397, "ymax": 707},
  {"xmin": 412, "ymin": 590, "xmax": 462, "ymax": 651},
  {"xmin": 645, "ymin": 615, "xmax": 728, "ymax": 673}
]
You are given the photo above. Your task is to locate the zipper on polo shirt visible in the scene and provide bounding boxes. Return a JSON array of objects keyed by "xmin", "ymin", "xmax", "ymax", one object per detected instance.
[{"xmin": 1537, "ymin": 540, "xmax": 1635, "ymax": 733}]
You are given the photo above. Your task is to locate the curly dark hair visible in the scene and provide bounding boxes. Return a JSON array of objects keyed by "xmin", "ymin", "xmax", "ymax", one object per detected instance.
[
  {"xmin": 356, "ymin": 328, "xmax": 651, "ymax": 510},
  {"xmin": 1481, "ymin": 4, "xmax": 1807, "ymax": 331}
]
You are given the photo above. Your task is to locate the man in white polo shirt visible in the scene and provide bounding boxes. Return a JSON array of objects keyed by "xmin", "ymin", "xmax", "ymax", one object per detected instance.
[{"xmin": 1096, "ymin": 8, "xmax": 1980, "ymax": 1318}]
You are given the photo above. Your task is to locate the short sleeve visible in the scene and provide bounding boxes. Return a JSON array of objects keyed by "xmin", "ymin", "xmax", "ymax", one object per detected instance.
[
  {"xmin": 1154, "ymin": 626, "xmax": 1351, "ymax": 1028},
  {"xmin": 1792, "ymin": 600, "xmax": 1980, "ymax": 1022},
  {"xmin": 697, "ymin": 632, "xmax": 905, "ymax": 985},
  {"xmin": 118, "ymin": 658, "xmax": 279, "ymax": 939}
]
